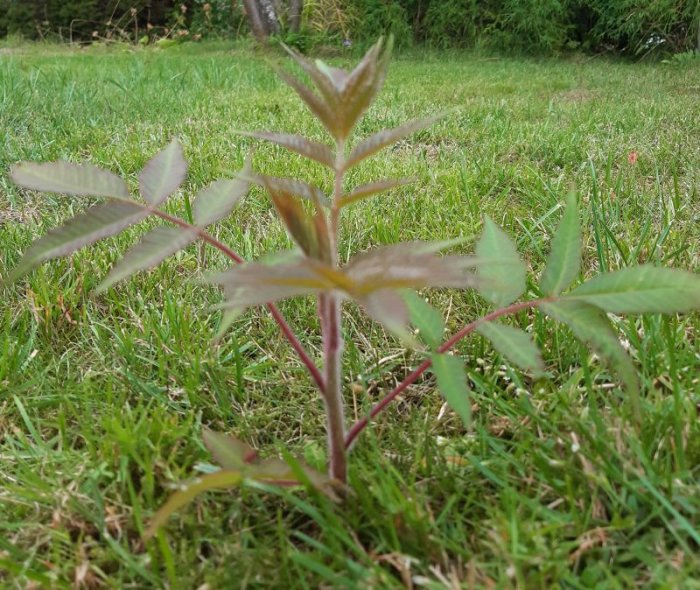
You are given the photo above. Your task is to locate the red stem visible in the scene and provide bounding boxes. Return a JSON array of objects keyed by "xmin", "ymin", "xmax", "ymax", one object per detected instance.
[
  {"xmin": 344, "ymin": 298, "xmax": 552, "ymax": 449},
  {"xmin": 151, "ymin": 208, "xmax": 326, "ymax": 394}
]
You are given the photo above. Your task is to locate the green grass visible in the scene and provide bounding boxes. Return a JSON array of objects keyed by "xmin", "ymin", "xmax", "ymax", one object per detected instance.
[{"xmin": 1, "ymin": 41, "xmax": 700, "ymax": 588}]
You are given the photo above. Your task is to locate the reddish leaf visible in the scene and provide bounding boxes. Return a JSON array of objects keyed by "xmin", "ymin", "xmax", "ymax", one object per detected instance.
[
  {"xmin": 10, "ymin": 161, "xmax": 129, "ymax": 198},
  {"xmin": 138, "ymin": 139, "xmax": 187, "ymax": 205},
  {"xmin": 345, "ymin": 115, "xmax": 444, "ymax": 170},
  {"xmin": 340, "ymin": 178, "xmax": 415, "ymax": 207},
  {"xmin": 8, "ymin": 201, "xmax": 148, "ymax": 283},
  {"xmin": 240, "ymin": 131, "xmax": 334, "ymax": 168}
]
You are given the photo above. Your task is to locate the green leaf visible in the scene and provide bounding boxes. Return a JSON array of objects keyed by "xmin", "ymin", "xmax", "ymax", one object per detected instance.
[
  {"xmin": 566, "ymin": 266, "xmax": 700, "ymax": 314},
  {"xmin": 402, "ymin": 290, "xmax": 444, "ymax": 349},
  {"xmin": 542, "ymin": 300, "xmax": 639, "ymax": 409},
  {"xmin": 10, "ymin": 161, "xmax": 129, "ymax": 198},
  {"xmin": 540, "ymin": 193, "xmax": 581, "ymax": 295},
  {"xmin": 475, "ymin": 216, "xmax": 527, "ymax": 307},
  {"xmin": 96, "ymin": 226, "xmax": 198, "ymax": 292},
  {"xmin": 144, "ymin": 470, "xmax": 243, "ymax": 540},
  {"xmin": 431, "ymin": 353, "xmax": 471, "ymax": 428},
  {"xmin": 8, "ymin": 202, "xmax": 147, "ymax": 283},
  {"xmin": 138, "ymin": 139, "xmax": 187, "ymax": 205},
  {"xmin": 476, "ymin": 321, "xmax": 544, "ymax": 376},
  {"xmin": 339, "ymin": 178, "xmax": 415, "ymax": 207}
]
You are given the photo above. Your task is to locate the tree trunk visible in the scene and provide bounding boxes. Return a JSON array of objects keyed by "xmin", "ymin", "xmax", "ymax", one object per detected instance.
[
  {"xmin": 242, "ymin": 0, "xmax": 280, "ymax": 41},
  {"xmin": 288, "ymin": 0, "xmax": 303, "ymax": 33}
]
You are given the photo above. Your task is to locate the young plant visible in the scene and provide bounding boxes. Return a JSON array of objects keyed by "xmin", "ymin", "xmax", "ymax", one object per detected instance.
[{"xmin": 5, "ymin": 39, "xmax": 700, "ymax": 539}]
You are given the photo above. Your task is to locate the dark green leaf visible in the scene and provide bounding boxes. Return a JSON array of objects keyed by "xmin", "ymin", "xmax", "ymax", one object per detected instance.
[
  {"xmin": 567, "ymin": 266, "xmax": 700, "ymax": 313},
  {"xmin": 10, "ymin": 161, "xmax": 129, "ymax": 198},
  {"xmin": 476, "ymin": 321, "xmax": 544, "ymax": 376},
  {"xmin": 8, "ymin": 202, "xmax": 147, "ymax": 283},
  {"xmin": 138, "ymin": 139, "xmax": 187, "ymax": 205},
  {"xmin": 540, "ymin": 192, "xmax": 581, "ymax": 295},
  {"xmin": 475, "ymin": 216, "xmax": 527, "ymax": 307},
  {"xmin": 96, "ymin": 226, "xmax": 197, "ymax": 292},
  {"xmin": 431, "ymin": 353, "xmax": 471, "ymax": 428}
]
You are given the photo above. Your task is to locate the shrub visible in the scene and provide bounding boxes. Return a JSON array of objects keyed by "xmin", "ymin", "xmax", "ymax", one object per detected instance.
[{"xmin": 6, "ymin": 39, "xmax": 700, "ymax": 538}]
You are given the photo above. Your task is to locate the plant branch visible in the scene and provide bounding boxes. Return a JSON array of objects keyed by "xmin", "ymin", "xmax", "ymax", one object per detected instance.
[
  {"xmin": 344, "ymin": 297, "xmax": 553, "ymax": 449},
  {"xmin": 149, "ymin": 207, "xmax": 326, "ymax": 394}
]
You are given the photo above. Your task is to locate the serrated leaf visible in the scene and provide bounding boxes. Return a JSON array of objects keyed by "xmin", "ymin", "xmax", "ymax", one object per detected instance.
[
  {"xmin": 203, "ymin": 429, "xmax": 258, "ymax": 469},
  {"xmin": 340, "ymin": 178, "xmax": 415, "ymax": 207},
  {"xmin": 248, "ymin": 174, "xmax": 330, "ymax": 207},
  {"xmin": 345, "ymin": 115, "xmax": 444, "ymax": 170},
  {"xmin": 277, "ymin": 70, "xmax": 339, "ymax": 138},
  {"xmin": 402, "ymin": 290, "xmax": 444, "ymax": 349},
  {"xmin": 431, "ymin": 353, "xmax": 471, "ymax": 428},
  {"xmin": 540, "ymin": 193, "xmax": 581, "ymax": 295},
  {"xmin": 567, "ymin": 266, "xmax": 700, "ymax": 313},
  {"xmin": 144, "ymin": 470, "xmax": 243, "ymax": 539},
  {"xmin": 475, "ymin": 216, "xmax": 526, "ymax": 307},
  {"xmin": 240, "ymin": 131, "xmax": 334, "ymax": 168},
  {"xmin": 542, "ymin": 300, "xmax": 639, "ymax": 408},
  {"xmin": 345, "ymin": 241, "xmax": 479, "ymax": 294},
  {"xmin": 8, "ymin": 201, "xmax": 148, "ymax": 283},
  {"xmin": 96, "ymin": 226, "xmax": 197, "ymax": 292},
  {"xmin": 192, "ymin": 177, "xmax": 248, "ymax": 227},
  {"xmin": 10, "ymin": 161, "xmax": 129, "ymax": 198},
  {"xmin": 476, "ymin": 321, "xmax": 544, "ymax": 376},
  {"xmin": 138, "ymin": 139, "xmax": 187, "ymax": 205},
  {"xmin": 211, "ymin": 257, "xmax": 337, "ymax": 312}
]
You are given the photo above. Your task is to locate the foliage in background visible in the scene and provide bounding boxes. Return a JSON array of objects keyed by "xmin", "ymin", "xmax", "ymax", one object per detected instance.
[{"xmin": 2, "ymin": 0, "xmax": 698, "ymax": 54}]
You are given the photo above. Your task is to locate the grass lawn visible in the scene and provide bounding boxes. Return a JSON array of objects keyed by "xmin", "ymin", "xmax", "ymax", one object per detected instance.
[{"xmin": 1, "ymin": 41, "xmax": 700, "ymax": 588}]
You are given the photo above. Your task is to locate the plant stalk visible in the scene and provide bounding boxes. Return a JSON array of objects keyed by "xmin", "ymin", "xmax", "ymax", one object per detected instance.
[{"xmin": 319, "ymin": 137, "xmax": 348, "ymax": 483}]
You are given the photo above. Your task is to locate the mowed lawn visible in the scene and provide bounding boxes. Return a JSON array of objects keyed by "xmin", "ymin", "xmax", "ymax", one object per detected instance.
[{"xmin": 1, "ymin": 42, "xmax": 699, "ymax": 588}]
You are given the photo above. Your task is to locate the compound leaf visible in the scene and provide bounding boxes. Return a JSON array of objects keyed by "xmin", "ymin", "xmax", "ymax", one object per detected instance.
[
  {"xmin": 10, "ymin": 161, "xmax": 129, "ymax": 198},
  {"xmin": 96, "ymin": 226, "xmax": 198, "ymax": 292},
  {"xmin": 8, "ymin": 201, "xmax": 147, "ymax": 283},
  {"xmin": 475, "ymin": 216, "xmax": 526, "ymax": 307},
  {"xmin": 567, "ymin": 266, "xmax": 700, "ymax": 314},
  {"xmin": 138, "ymin": 139, "xmax": 187, "ymax": 205},
  {"xmin": 540, "ymin": 193, "xmax": 581, "ymax": 295},
  {"xmin": 476, "ymin": 321, "xmax": 544, "ymax": 376},
  {"xmin": 431, "ymin": 353, "xmax": 471, "ymax": 428}
]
